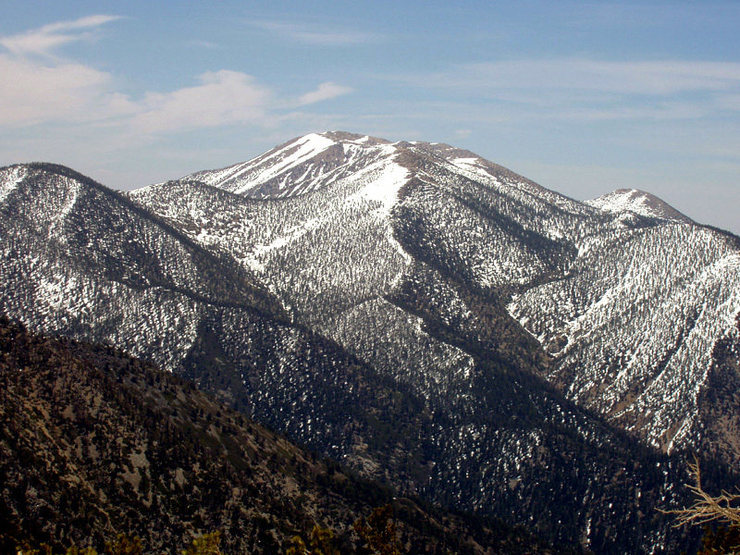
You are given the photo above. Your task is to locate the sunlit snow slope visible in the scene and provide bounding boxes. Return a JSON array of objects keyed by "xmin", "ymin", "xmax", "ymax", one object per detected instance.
[{"xmin": 134, "ymin": 131, "xmax": 740, "ymax": 466}]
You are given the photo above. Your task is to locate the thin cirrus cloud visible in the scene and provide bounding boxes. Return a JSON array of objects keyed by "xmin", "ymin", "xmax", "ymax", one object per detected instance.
[
  {"xmin": 0, "ymin": 54, "xmax": 130, "ymax": 126},
  {"xmin": 0, "ymin": 14, "xmax": 122, "ymax": 57},
  {"xmin": 130, "ymin": 75, "xmax": 353, "ymax": 134},
  {"xmin": 460, "ymin": 59, "xmax": 740, "ymax": 95},
  {"xmin": 130, "ymin": 70, "xmax": 273, "ymax": 134},
  {"xmin": 397, "ymin": 58, "xmax": 740, "ymax": 121},
  {"xmin": 0, "ymin": 16, "xmax": 352, "ymax": 134},
  {"xmin": 0, "ymin": 15, "xmax": 134, "ymax": 126},
  {"xmin": 296, "ymin": 82, "xmax": 353, "ymax": 106},
  {"xmin": 250, "ymin": 20, "xmax": 380, "ymax": 45}
]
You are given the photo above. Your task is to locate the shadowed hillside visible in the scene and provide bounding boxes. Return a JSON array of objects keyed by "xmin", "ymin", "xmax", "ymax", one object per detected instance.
[{"xmin": 0, "ymin": 315, "xmax": 554, "ymax": 554}]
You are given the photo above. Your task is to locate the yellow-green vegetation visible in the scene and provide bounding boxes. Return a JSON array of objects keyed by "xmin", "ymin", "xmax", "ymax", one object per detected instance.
[
  {"xmin": 17, "ymin": 532, "xmax": 221, "ymax": 555},
  {"xmin": 353, "ymin": 505, "xmax": 402, "ymax": 555},
  {"xmin": 182, "ymin": 532, "xmax": 222, "ymax": 555},
  {"xmin": 669, "ymin": 457, "xmax": 740, "ymax": 553},
  {"xmin": 285, "ymin": 505, "xmax": 403, "ymax": 555},
  {"xmin": 16, "ymin": 546, "xmax": 97, "ymax": 555},
  {"xmin": 286, "ymin": 525, "xmax": 341, "ymax": 555},
  {"xmin": 105, "ymin": 534, "xmax": 143, "ymax": 555}
]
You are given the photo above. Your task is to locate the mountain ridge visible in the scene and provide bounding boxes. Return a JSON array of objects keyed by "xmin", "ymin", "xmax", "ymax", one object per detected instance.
[
  {"xmin": 1, "ymin": 314, "xmax": 556, "ymax": 554},
  {"xmin": 2, "ymin": 131, "xmax": 738, "ymax": 552}
]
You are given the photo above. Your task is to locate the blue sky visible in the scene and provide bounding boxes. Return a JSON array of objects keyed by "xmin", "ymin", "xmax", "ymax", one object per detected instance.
[{"xmin": 1, "ymin": 1, "xmax": 738, "ymax": 232}]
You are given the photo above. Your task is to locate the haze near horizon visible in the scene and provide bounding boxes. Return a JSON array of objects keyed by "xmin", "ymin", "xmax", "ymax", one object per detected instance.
[{"xmin": 1, "ymin": 1, "xmax": 738, "ymax": 233}]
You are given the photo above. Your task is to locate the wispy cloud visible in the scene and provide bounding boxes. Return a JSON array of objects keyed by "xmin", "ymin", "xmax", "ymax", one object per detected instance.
[
  {"xmin": 251, "ymin": 20, "xmax": 379, "ymax": 45},
  {"xmin": 297, "ymin": 82, "xmax": 353, "ymax": 106},
  {"xmin": 716, "ymin": 93, "xmax": 740, "ymax": 111},
  {"xmin": 389, "ymin": 58, "xmax": 740, "ymax": 123},
  {"xmin": 131, "ymin": 71, "xmax": 272, "ymax": 133},
  {"xmin": 0, "ymin": 53, "xmax": 134, "ymax": 125},
  {"xmin": 0, "ymin": 17, "xmax": 352, "ymax": 134},
  {"xmin": 189, "ymin": 39, "xmax": 220, "ymax": 49},
  {"xmin": 455, "ymin": 59, "xmax": 740, "ymax": 95},
  {"xmin": 0, "ymin": 16, "xmax": 132, "ymax": 126},
  {"xmin": 0, "ymin": 14, "xmax": 121, "ymax": 57}
]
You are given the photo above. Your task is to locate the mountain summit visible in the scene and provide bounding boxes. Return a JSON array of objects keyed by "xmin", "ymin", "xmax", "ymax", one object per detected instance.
[
  {"xmin": 182, "ymin": 132, "xmax": 398, "ymax": 199},
  {"xmin": 586, "ymin": 187, "xmax": 692, "ymax": 223},
  {"xmin": 2, "ymin": 132, "xmax": 739, "ymax": 552},
  {"xmin": 134, "ymin": 132, "xmax": 740, "ymax": 466}
]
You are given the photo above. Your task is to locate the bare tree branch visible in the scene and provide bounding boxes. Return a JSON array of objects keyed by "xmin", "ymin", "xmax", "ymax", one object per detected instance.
[{"xmin": 664, "ymin": 455, "xmax": 740, "ymax": 529}]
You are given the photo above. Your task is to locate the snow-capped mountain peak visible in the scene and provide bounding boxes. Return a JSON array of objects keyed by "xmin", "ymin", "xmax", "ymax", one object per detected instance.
[
  {"xmin": 586, "ymin": 188, "xmax": 692, "ymax": 223},
  {"xmin": 181, "ymin": 131, "xmax": 401, "ymax": 199}
]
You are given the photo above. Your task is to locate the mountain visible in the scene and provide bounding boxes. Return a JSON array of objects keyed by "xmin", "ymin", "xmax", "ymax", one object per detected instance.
[
  {"xmin": 585, "ymin": 188, "xmax": 693, "ymax": 224},
  {"xmin": 184, "ymin": 132, "xmax": 397, "ymax": 199},
  {"xmin": 0, "ymin": 315, "xmax": 551, "ymax": 554},
  {"xmin": 135, "ymin": 131, "xmax": 740, "ymax": 465},
  {"xmin": 0, "ymin": 161, "xmax": 462, "ymax": 519},
  {"xmin": 2, "ymin": 132, "xmax": 739, "ymax": 552}
]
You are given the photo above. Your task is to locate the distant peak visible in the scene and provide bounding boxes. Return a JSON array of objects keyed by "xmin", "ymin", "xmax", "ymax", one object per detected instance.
[{"xmin": 586, "ymin": 188, "xmax": 692, "ymax": 223}]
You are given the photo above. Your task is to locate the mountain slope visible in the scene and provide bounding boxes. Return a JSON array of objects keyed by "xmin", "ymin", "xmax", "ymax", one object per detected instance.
[
  {"xmin": 0, "ymin": 162, "xmax": 285, "ymax": 371},
  {"xmin": 134, "ymin": 131, "xmax": 740, "ymax": 464},
  {"xmin": 3, "ymin": 132, "xmax": 739, "ymax": 552},
  {"xmin": 0, "ymin": 316, "xmax": 552, "ymax": 554},
  {"xmin": 132, "ymin": 134, "xmax": 735, "ymax": 551},
  {"xmin": 184, "ymin": 132, "xmax": 396, "ymax": 199},
  {"xmin": 0, "ymin": 162, "xmax": 456, "ymax": 499},
  {"xmin": 508, "ymin": 224, "xmax": 740, "ymax": 457}
]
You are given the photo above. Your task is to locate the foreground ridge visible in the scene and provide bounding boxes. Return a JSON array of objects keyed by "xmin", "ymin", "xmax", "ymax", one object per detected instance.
[{"xmin": 0, "ymin": 316, "xmax": 552, "ymax": 554}]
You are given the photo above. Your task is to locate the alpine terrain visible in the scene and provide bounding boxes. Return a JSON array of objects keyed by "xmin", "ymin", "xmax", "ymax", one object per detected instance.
[{"xmin": 1, "ymin": 131, "xmax": 738, "ymax": 552}]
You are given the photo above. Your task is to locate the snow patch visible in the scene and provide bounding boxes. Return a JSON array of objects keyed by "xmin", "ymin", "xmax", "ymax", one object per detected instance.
[
  {"xmin": 48, "ymin": 178, "xmax": 81, "ymax": 237},
  {"xmin": 452, "ymin": 157, "xmax": 480, "ymax": 167},
  {"xmin": 0, "ymin": 166, "xmax": 27, "ymax": 204},
  {"xmin": 358, "ymin": 158, "xmax": 409, "ymax": 213},
  {"xmin": 587, "ymin": 190, "xmax": 654, "ymax": 216},
  {"xmin": 232, "ymin": 133, "xmax": 335, "ymax": 194},
  {"xmin": 586, "ymin": 189, "xmax": 686, "ymax": 222},
  {"xmin": 243, "ymin": 217, "xmax": 323, "ymax": 273}
]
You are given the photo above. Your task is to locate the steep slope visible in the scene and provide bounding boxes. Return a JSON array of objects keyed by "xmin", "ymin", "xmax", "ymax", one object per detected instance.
[
  {"xmin": 0, "ymin": 163, "xmax": 675, "ymax": 552},
  {"xmin": 130, "ymin": 134, "xmax": 732, "ymax": 552},
  {"xmin": 0, "ymin": 162, "xmax": 456, "ymax": 504},
  {"xmin": 0, "ymin": 316, "xmax": 553, "ymax": 554},
  {"xmin": 508, "ymin": 224, "xmax": 740, "ymax": 459},
  {"xmin": 0, "ymin": 162, "xmax": 282, "ymax": 370},
  {"xmin": 185, "ymin": 132, "xmax": 395, "ymax": 198}
]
